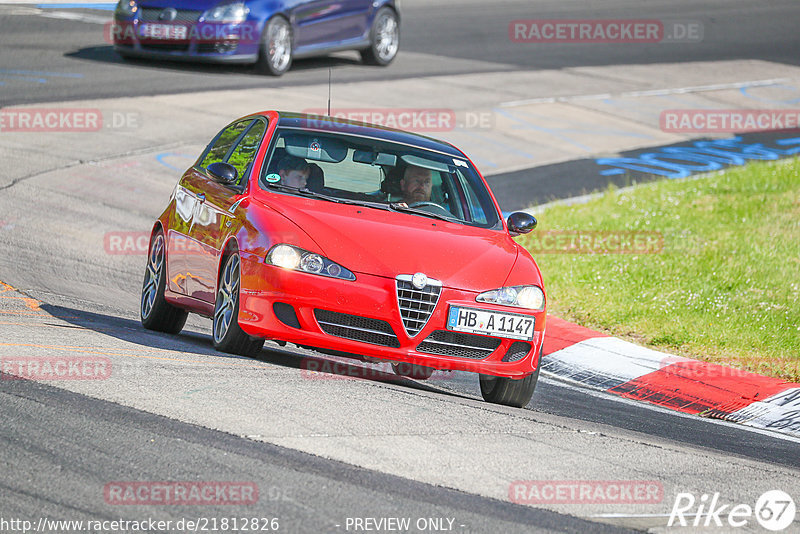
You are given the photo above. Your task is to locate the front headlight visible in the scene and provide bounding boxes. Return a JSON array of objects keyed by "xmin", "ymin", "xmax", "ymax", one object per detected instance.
[
  {"xmin": 203, "ymin": 2, "xmax": 249, "ymax": 22},
  {"xmin": 116, "ymin": 0, "xmax": 138, "ymax": 16},
  {"xmin": 476, "ymin": 285, "xmax": 545, "ymax": 311},
  {"xmin": 266, "ymin": 244, "xmax": 355, "ymax": 281}
]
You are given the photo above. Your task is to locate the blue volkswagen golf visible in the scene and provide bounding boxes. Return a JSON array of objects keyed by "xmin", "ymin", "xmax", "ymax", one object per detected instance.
[{"xmin": 112, "ymin": 0, "xmax": 400, "ymax": 75}]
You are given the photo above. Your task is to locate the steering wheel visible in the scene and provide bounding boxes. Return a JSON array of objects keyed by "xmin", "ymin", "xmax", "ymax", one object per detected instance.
[{"xmin": 408, "ymin": 201, "xmax": 452, "ymax": 217}]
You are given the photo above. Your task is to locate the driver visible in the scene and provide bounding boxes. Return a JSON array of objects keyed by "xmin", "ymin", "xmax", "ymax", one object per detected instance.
[{"xmin": 399, "ymin": 165, "xmax": 433, "ymax": 204}]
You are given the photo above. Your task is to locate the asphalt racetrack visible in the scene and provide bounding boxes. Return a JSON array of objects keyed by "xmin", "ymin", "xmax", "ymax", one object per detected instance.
[{"xmin": 1, "ymin": 1, "xmax": 799, "ymax": 533}]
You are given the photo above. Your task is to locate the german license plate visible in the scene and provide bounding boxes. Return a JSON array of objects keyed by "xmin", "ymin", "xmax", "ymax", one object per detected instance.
[
  {"xmin": 447, "ymin": 306, "xmax": 535, "ymax": 341},
  {"xmin": 141, "ymin": 23, "xmax": 188, "ymax": 40}
]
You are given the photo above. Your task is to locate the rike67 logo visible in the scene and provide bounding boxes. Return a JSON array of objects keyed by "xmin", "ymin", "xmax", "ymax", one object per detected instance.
[{"xmin": 669, "ymin": 490, "xmax": 796, "ymax": 531}]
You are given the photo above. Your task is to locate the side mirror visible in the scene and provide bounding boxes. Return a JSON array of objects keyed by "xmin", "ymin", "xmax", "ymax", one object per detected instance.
[
  {"xmin": 207, "ymin": 162, "xmax": 238, "ymax": 186},
  {"xmin": 507, "ymin": 212, "xmax": 537, "ymax": 236}
]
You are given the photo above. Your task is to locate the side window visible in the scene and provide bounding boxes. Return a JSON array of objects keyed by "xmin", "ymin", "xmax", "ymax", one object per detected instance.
[
  {"xmin": 456, "ymin": 171, "xmax": 489, "ymax": 225},
  {"xmin": 466, "ymin": 188, "xmax": 488, "ymax": 224},
  {"xmin": 440, "ymin": 173, "xmax": 465, "ymax": 219},
  {"xmin": 226, "ymin": 119, "xmax": 267, "ymax": 185},
  {"xmin": 199, "ymin": 119, "xmax": 253, "ymax": 169},
  {"xmin": 430, "ymin": 171, "xmax": 446, "ymax": 205}
]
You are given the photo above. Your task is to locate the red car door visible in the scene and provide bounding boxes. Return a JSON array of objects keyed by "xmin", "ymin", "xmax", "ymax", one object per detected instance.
[
  {"xmin": 182, "ymin": 177, "xmax": 241, "ymax": 303},
  {"xmin": 166, "ymin": 170, "xmax": 203, "ymax": 296},
  {"xmin": 184, "ymin": 117, "xmax": 268, "ymax": 303}
]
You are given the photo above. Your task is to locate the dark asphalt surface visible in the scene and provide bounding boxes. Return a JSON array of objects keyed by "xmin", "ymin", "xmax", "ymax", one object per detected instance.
[
  {"xmin": 487, "ymin": 131, "xmax": 800, "ymax": 210},
  {"xmin": 3, "ymin": 301, "xmax": 798, "ymax": 533},
  {"xmin": 33, "ymin": 303, "xmax": 800, "ymax": 470},
  {"xmin": 2, "ymin": 376, "xmax": 630, "ymax": 534}
]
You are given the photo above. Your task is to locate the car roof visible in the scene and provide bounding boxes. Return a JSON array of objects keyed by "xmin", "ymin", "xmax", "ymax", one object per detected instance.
[{"xmin": 269, "ymin": 111, "xmax": 465, "ymax": 158}]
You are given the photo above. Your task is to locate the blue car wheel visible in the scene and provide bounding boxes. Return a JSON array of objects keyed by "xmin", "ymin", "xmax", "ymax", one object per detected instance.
[
  {"xmin": 360, "ymin": 6, "xmax": 399, "ymax": 66},
  {"xmin": 258, "ymin": 16, "xmax": 293, "ymax": 76}
]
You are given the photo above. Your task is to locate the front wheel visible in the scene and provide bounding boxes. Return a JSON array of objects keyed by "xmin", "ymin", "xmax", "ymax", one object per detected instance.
[
  {"xmin": 141, "ymin": 231, "xmax": 188, "ymax": 334},
  {"xmin": 360, "ymin": 7, "xmax": 399, "ymax": 66},
  {"xmin": 479, "ymin": 347, "xmax": 541, "ymax": 407},
  {"xmin": 213, "ymin": 253, "xmax": 265, "ymax": 356},
  {"xmin": 257, "ymin": 16, "xmax": 292, "ymax": 76}
]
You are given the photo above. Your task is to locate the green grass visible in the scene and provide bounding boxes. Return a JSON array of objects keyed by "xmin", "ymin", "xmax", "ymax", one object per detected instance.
[{"xmin": 517, "ymin": 157, "xmax": 800, "ymax": 382}]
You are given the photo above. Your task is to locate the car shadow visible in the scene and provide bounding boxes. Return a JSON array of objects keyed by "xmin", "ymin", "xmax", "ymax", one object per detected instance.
[
  {"xmin": 66, "ymin": 46, "xmax": 363, "ymax": 76},
  {"xmin": 38, "ymin": 303, "xmax": 464, "ymax": 398}
]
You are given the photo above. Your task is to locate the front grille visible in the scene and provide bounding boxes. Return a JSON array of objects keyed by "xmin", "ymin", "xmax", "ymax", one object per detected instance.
[
  {"xmin": 417, "ymin": 330, "xmax": 501, "ymax": 359},
  {"xmin": 314, "ymin": 309, "xmax": 400, "ymax": 348},
  {"xmin": 140, "ymin": 7, "xmax": 202, "ymax": 23},
  {"xmin": 396, "ymin": 275, "xmax": 441, "ymax": 337},
  {"xmin": 501, "ymin": 341, "xmax": 532, "ymax": 362}
]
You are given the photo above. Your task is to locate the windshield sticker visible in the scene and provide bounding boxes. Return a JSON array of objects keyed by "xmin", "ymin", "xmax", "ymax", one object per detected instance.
[
  {"xmin": 266, "ymin": 173, "xmax": 281, "ymax": 183},
  {"xmin": 310, "ymin": 139, "xmax": 321, "ymax": 153},
  {"xmin": 453, "ymin": 158, "xmax": 468, "ymax": 167}
]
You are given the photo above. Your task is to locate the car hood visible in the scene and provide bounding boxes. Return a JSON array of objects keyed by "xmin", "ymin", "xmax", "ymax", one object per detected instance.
[{"xmin": 263, "ymin": 195, "xmax": 519, "ymax": 291}]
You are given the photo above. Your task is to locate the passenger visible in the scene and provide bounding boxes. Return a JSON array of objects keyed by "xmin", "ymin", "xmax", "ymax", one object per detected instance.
[{"xmin": 276, "ymin": 155, "xmax": 310, "ymax": 189}]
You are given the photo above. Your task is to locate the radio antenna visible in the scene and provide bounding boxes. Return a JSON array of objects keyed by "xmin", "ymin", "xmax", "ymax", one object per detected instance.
[{"xmin": 327, "ymin": 68, "xmax": 332, "ymax": 116}]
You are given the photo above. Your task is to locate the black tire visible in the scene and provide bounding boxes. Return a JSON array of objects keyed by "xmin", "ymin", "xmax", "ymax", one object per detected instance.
[
  {"xmin": 392, "ymin": 362, "xmax": 434, "ymax": 380},
  {"xmin": 141, "ymin": 231, "xmax": 188, "ymax": 334},
  {"xmin": 360, "ymin": 7, "xmax": 399, "ymax": 66},
  {"xmin": 479, "ymin": 347, "xmax": 542, "ymax": 407},
  {"xmin": 213, "ymin": 253, "xmax": 265, "ymax": 357},
  {"xmin": 256, "ymin": 16, "xmax": 293, "ymax": 76}
]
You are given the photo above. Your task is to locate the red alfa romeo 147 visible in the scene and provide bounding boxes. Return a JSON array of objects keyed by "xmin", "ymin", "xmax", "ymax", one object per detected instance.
[{"xmin": 141, "ymin": 111, "xmax": 545, "ymax": 407}]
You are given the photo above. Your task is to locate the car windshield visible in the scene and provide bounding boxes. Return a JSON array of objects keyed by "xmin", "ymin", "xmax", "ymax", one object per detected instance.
[{"xmin": 259, "ymin": 128, "xmax": 500, "ymax": 228}]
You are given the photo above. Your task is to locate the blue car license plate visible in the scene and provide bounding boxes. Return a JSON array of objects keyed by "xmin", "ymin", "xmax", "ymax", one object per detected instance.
[{"xmin": 141, "ymin": 23, "xmax": 188, "ymax": 40}]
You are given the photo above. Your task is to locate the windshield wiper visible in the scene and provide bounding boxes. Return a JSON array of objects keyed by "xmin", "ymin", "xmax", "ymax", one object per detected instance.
[
  {"xmin": 388, "ymin": 203, "xmax": 457, "ymax": 222},
  {"xmin": 267, "ymin": 183, "xmax": 392, "ymax": 211},
  {"xmin": 266, "ymin": 182, "xmax": 344, "ymax": 203}
]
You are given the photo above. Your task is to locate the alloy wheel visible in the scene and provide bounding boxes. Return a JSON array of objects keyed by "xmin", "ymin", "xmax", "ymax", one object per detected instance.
[
  {"xmin": 141, "ymin": 233, "xmax": 164, "ymax": 320},
  {"xmin": 214, "ymin": 254, "xmax": 240, "ymax": 344}
]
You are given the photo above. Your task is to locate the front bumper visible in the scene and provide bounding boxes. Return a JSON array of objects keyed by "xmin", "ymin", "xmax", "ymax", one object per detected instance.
[
  {"xmin": 238, "ymin": 254, "xmax": 545, "ymax": 379},
  {"xmin": 112, "ymin": 19, "xmax": 260, "ymax": 64}
]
